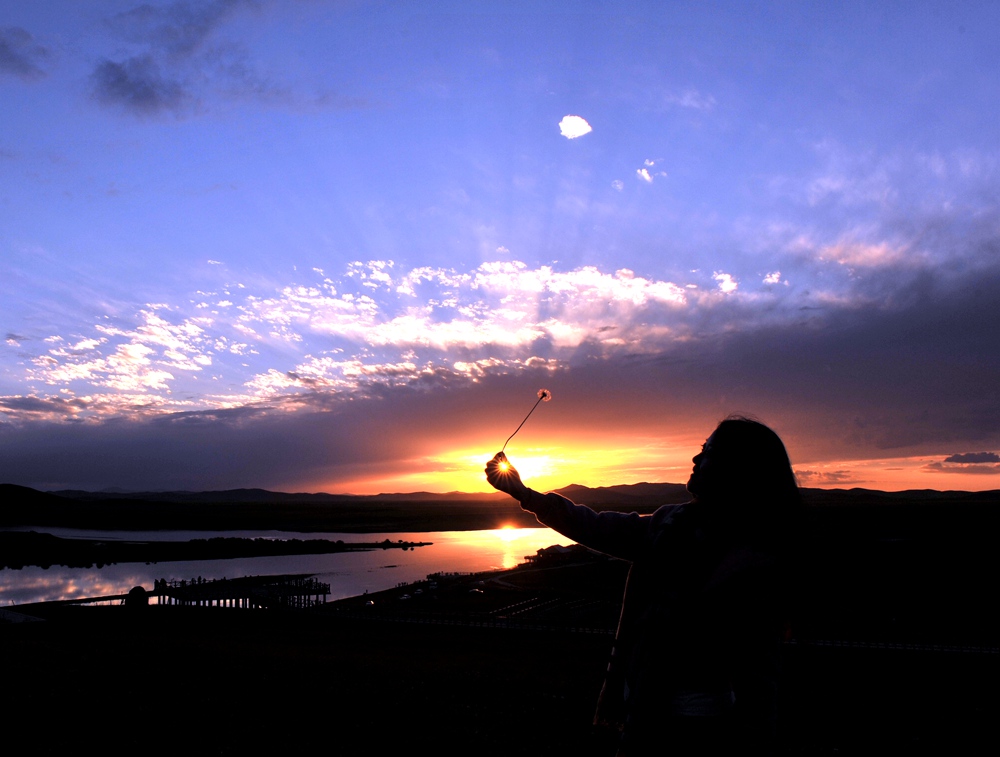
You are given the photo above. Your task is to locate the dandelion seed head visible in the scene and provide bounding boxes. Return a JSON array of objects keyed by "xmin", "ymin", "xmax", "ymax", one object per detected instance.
[{"xmin": 501, "ymin": 387, "xmax": 553, "ymax": 452}]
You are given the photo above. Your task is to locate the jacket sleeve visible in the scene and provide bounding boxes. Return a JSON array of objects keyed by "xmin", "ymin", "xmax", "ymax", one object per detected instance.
[{"xmin": 518, "ymin": 488, "xmax": 653, "ymax": 562}]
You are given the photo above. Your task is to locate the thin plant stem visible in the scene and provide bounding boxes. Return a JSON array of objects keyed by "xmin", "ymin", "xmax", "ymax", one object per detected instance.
[{"xmin": 502, "ymin": 395, "xmax": 545, "ymax": 453}]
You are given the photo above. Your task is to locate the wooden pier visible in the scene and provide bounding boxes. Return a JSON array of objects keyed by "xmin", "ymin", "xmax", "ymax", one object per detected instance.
[{"xmin": 151, "ymin": 574, "xmax": 330, "ymax": 609}]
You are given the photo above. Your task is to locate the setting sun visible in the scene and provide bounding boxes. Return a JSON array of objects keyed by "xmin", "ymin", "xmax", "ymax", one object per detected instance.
[{"xmin": 495, "ymin": 525, "xmax": 528, "ymax": 541}]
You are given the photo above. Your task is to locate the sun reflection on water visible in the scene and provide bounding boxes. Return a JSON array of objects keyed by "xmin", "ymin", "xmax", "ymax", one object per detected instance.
[{"xmin": 495, "ymin": 526, "xmax": 538, "ymax": 569}]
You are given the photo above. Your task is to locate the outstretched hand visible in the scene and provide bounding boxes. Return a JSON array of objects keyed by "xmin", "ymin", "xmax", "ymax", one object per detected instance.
[{"xmin": 485, "ymin": 451, "xmax": 529, "ymax": 502}]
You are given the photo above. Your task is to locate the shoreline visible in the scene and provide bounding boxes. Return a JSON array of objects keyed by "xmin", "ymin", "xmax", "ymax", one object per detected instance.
[{"xmin": 0, "ymin": 531, "xmax": 433, "ymax": 571}]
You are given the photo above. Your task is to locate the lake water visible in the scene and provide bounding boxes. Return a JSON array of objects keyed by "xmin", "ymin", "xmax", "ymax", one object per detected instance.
[{"xmin": 0, "ymin": 527, "xmax": 575, "ymax": 606}]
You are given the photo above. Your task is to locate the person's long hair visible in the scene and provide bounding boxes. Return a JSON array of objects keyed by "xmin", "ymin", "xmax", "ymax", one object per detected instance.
[{"xmin": 701, "ymin": 415, "xmax": 801, "ymax": 549}]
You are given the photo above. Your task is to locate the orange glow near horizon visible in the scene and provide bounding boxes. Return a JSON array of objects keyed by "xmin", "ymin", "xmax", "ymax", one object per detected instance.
[
  {"xmin": 320, "ymin": 436, "xmax": 699, "ymax": 495},
  {"xmin": 312, "ymin": 439, "xmax": 1000, "ymax": 496},
  {"xmin": 791, "ymin": 454, "xmax": 1000, "ymax": 492}
]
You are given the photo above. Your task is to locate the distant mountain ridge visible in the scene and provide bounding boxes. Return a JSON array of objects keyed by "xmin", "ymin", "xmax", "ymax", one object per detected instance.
[
  {"xmin": 2, "ymin": 481, "xmax": 999, "ymax": 534},
  {"xmin": 2, "ymin": 481, "xmax": 998, "ymax": 506},
  {"xmin": 42, "ymin": 486, "xmax": 512, "ymax": 504},
  {"xmin": 38, "ymin": 482, "xmax": 693, "ymax": 506}
]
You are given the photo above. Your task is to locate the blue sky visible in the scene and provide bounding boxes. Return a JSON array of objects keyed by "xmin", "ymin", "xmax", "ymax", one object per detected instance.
[{"xmin": 2, "ymin": 1, "xmax": 1000, "ymax": 493}]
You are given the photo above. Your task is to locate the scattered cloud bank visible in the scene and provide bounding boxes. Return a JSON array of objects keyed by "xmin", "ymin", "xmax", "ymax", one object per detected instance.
[
  {"xmin": 6, "ymin": 232, "xmax": 1000, "ymax": 461},
  {"xmin": 636, "ymin": 160, "xmax": 666, "ymax": 183},
  {"xmin": 4, "ymin": 207, "xmax": 1000, "ymax": 491},
  {"xmin": 558, "ymin": 115, "xmax": 592, "ymax": 139},
  {"xmin": 32, "ymin": 308, "xmax": 217, "ymax": 391},
  {"xmin": 5, "ymin": 260, "xmax": 704, "ymax": 423},
  {"xmin": 794, "ymin": 469, "xmax": 864, "ymax": 486}
]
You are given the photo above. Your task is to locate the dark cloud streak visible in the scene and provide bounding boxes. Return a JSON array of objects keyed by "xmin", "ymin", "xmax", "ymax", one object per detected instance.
[
  {"xmin": 90, "ymin": 0, "xmax": 247, "ymax": 118},
  {"xmin": 924, "ymin": 461, "xmax": 1000, "ymax": 475},
  {"xmin": 90, "ymin": 55, "xmax": 189, "ymax": 116},
  {"xmin": 943, "ymin": 452, "xmax": 1000, "ymax": 464},
  {"xmin": 0, "ymin": 396, "xmax": 85, "ymax": 417},
  {"xmin": 0, "ymin": 26, "xmax": 49, "ymax": 81},
  {"xmin": 108, "ymin": 0, "xmax": 254, "ymax": 59},
  {"xmin": 91, "ymin": 1, "xmax": 362, "ymax": 116}
]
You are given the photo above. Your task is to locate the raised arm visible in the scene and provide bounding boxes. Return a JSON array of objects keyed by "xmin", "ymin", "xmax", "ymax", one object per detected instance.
[{"xmin": 485, "ymin": 452, "xmax": 651, "ymax": 562}]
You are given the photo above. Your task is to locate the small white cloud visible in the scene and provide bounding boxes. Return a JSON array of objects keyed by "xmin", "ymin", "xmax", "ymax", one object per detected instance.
[
  {"xmin": 637, "ymin": 168, "xmax": 653, "ymax": 183},
  {"xmin": 207, "ymin": 259, "xmax": 222, "ymax": 265},
  {"xmin": 644, "ymin": 159, "xmax": 655, "ymax": 166},
  {"xmin": 666, "ymin": 89, "xmax": 716, "ymax": 110},
  {"xmin": 713, "ymin": 272, "xmax": 738, "ymax": 293},
  {"xmin": 611, "ymin": 180, "xmax": 624, "ymax": 192},
  {"xmin": 496, "ymin": 246, "xmax": 510, "ymax": 254},
  {"xmin": 558, "ymin": 115, "xmax": 592, "ymax": 139},
  {"xmin": 763, "ymin": 271, "xmax": 782, "ymax": 285}
]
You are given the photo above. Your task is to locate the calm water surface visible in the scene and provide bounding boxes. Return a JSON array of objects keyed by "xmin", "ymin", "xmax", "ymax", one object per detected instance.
[{"xmin": 0, "ymin": 527, "xmax": 575, "ymax": 606}]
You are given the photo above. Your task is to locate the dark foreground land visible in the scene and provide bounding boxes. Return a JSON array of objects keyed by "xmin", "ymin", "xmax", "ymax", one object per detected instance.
[
  {"xmin": 3, "ymin": 483, "xmax": 1000, "ymax": 754},
  {"xmin": 4, "ymin": 549, "xmax": 999, "ymax": 756}
]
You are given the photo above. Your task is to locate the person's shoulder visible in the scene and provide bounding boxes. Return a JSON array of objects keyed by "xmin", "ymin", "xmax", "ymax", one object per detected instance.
[{"xmin": 650, "ymin": 501, "xmax": 691, "ymax": 526}]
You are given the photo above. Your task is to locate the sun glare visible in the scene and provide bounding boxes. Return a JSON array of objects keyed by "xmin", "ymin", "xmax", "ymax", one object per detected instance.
[{"xmin": 496, "ymin": 525, "xmax": 528, "ymax": 542}]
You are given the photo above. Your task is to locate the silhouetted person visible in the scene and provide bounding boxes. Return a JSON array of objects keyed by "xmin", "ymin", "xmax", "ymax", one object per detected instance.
[{"xmin": 486, "ymin": 415, "xmax": 799, "ymax": 756}]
